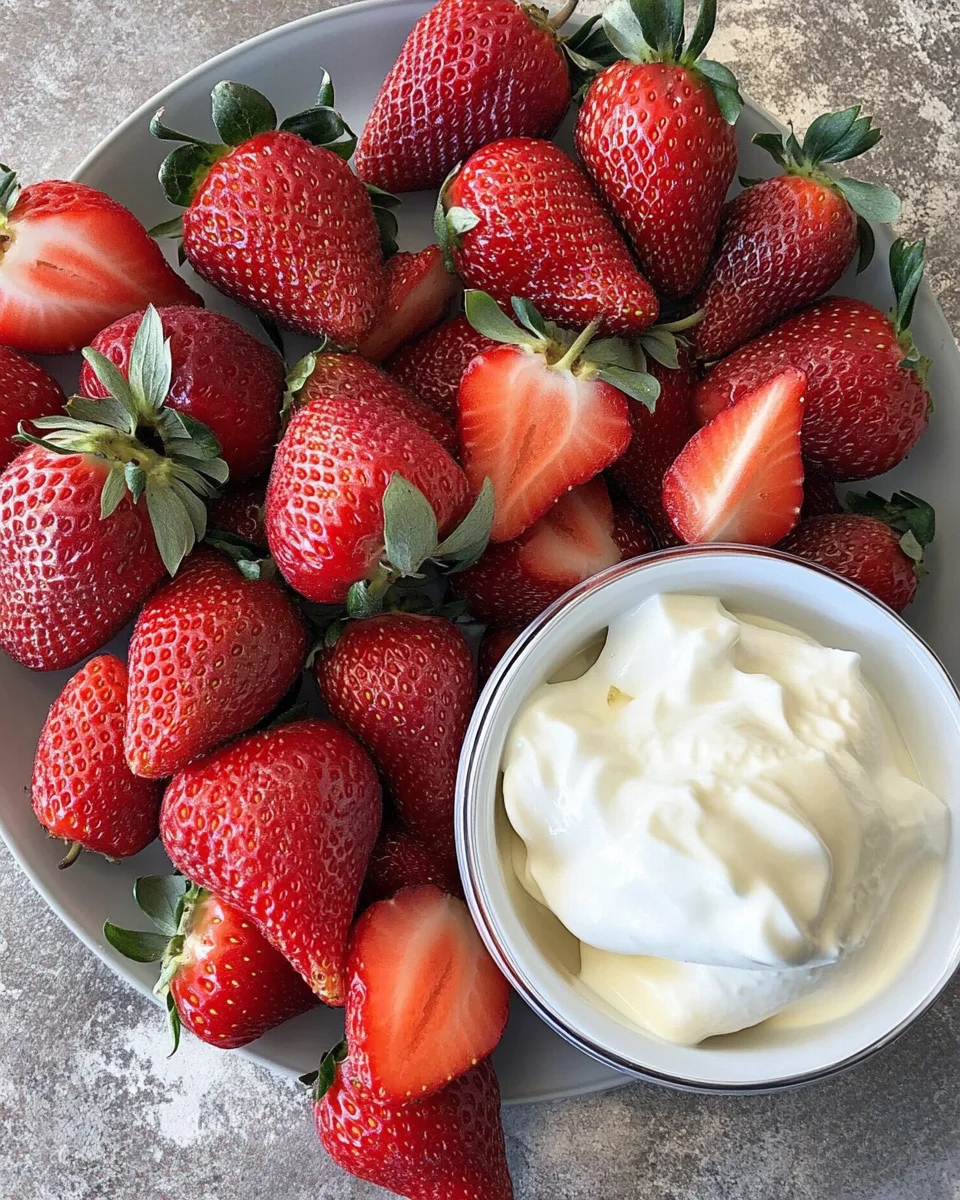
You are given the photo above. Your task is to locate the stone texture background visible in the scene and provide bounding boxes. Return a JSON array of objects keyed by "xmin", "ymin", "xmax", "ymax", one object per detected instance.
[{"xmin": 1, "ymin": 0, "xmax": 959, "ymax": 1197}]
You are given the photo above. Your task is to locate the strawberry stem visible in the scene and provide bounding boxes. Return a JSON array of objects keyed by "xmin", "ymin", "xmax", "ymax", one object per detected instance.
[
  {"xmin": 57, "ymin": 841, "xmax": 82, "ymax": 870},
  {"xmin": 552, "ymin": 318, "xmax": 602, "ymax": 372}
]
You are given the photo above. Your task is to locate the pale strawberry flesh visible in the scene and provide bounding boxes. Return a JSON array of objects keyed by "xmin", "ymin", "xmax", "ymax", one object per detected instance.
[
  {"xmin": 346, "ymin": 884, "xmax": 510, "ymax": 1102},
  {"xmin": 520, "ymin": 477, "xmax": 622, "ymax": 584},
  {"xmin": 358, "ymin": 246, "xmax": 457, "ymax": 363},
  {"xmin": 663, "ymin": 368, "xmax": 806, "ymax": 545}
]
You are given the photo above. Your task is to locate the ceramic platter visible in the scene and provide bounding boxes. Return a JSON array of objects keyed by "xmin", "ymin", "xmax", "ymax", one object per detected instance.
[{"xmin": 1, "ymin": 0, "xmax": 957, "ymax": 1106}]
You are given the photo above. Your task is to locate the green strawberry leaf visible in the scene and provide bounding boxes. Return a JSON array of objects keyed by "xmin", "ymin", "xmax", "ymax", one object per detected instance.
[
  {"xmin": 800, "ymin": 107, "xmax": 860, "ymax": 164},
  {"xmin": 595, "ymin": 363, "xmax": 661, "ymax": 408},
  {"xmin": 346, "ymin": 578, "xmax": 383, "ymax": 619},
  {"xmin": 685, "ymin": 0, "xmax": 717, "ymax": 61},
  {"xmin": 834, "ymin": 178, "xmax": 901, "ymax": 225},
  {"xmin": 889, "ymin": 237, "xmax": 926, "ymax": 334},
  {"xmin": 99, "ymin": 466, "xmax": 128, "ymax": 520},
  {"xmin": 134, "ymin": 875, "xmax": 191, "ymax": 936},
  {"xmin": 128, "ymin": 305, "xmax": 173, "ymax": 414},
  {"xmin": 434, "ymin": 478, "xmax": 495, "ymax": 571},
  {"xmin": 148, "ymin": 214, "xmax": 184, "ymax": 240},
  {"xmin": 464, "ymin": 290, "xmax": 542, "ymax": 348},
  {"xmin": 211, "ymin": 80, "xmax": 278, "ymax": 145},
  {"xmin": 752, "ymin": 130, "xmax": 789, "ymax": 170},
  {"xmin": 844, "ymin": 489, "xmax": 936, "ymax": 549},
  {"xmin": 695, "ymin": 58, "xmax": 742, "ymax": 124},
  {"xmin": 146, "ymin": 479, "xmax": 196, "ymax": 575},
  {"xmin": 164, "ymin": 989, "xmax": 182, "ymax": 1057},
  {"xmin": 103, "ymin": 922, "xmax": 171, "ymax": 963},
  {"xmin": 158, "ymin": 142, "xmax": 225, "ymax": 208},
  {"xmin": 382, "ymin": 473, "xmax": 438, "ymax": 576},
  {"xmin": 0, "ymin": 164, "xmax": 20, "ymax": 217},
  {"xmin": 854, "ymin": 213, "xmax": 876, "ymax": 274},
  {"xmin": 311, "ymin": 1041, "xmax": 348, "ymax": 1102},
  {"xmin": 511, "ymin": 297, "xmax": 547, "ymax": 338},
  {"xmin": 373, "ymin": 205, "xmax": 400, "ymax": 259},
  {"xmin": 316, "ymin": 69, "xmax": 335, "ymax": 109},
  {"xmin": 80, "ymin": 347, "xmax": 141, "ymax": 425},
  {"xmin": 602, "ymin": 0, "xmax": 647, "ymax": 62}
]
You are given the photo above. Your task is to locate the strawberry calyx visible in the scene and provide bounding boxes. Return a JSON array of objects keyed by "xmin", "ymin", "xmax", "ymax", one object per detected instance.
[
  {"xmin": 0, "ymin": 163, "xmax": 20, "ymax": 256},
  {"xmin": 601, "ymin": 0, "xmax": 743, "ymax": 123},
  {"xmin": 887, "ymin": 237, "xmax": 932, "ymax": 381},
  {"xmin": 301, "ymin": 1040, "xmax": 349, "ymax": 1101},
  {"xmin": 464, "ymin": 289, "xmax": 663, "ymax": 407},
  {"xmin": 750, "ymin": 108, "xmax": 901, "ymax": 272},
  {"xmin": 104, "ymin": 873, "xmax": 203, "ymax": 1055},
  {"xmin": 518, "ymin": 0, "xmax": 623, "ymax": 98},
  {"xmin": 843, "ymin": 489, "xmax": 935, "ymax": 579},
  {"xmin": 16, "ymin": 305, "xmax": 229, "ymax": 576}
]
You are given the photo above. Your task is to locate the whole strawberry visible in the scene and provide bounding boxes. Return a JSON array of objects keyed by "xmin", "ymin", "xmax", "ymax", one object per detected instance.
[
  {"xmin": 354, "ymin": 0, "xmax": 593, "ymax": 194},
  {"xmin": 358, "ymin": 246, "xmax": 458, "ymax": 364},
  {"xmin": 81, "ymin": 306, "xmax": 285, "ymax": 480},
  {"xmin": 315, "ymin": 614, "xmax": 476, "ymax": 857},
  {"xmin": 0, "ymin": 167, "xmax": 200, "ymax": 354},
  {"xmin": 387, "ymin": 314, "xmax": 496, "ymax": 422},
  {"xmin": 693, "ymin": 240, "xmax": 931, "ymax": 479},
  {"xmin": 575, "ymin": 0, "xmax": 741, "ymax": 299},
  {"xmin": 160, "ymin": 718, "xmax": 381, "ymax": 1003},
  {"xmin": 152, "ymin": 76, "xmax": 385, "ymax": 344},
  {"xmin": 314, "ymin": 1048, "xmax": 513, "ymax": 1200},
  {"xmin": 208, "ymin": 477, "xmax": 268, "ymax": 546},
  {"xmin": 265, "ymin": 389, "xmax": 486, "ymax": 611},
  {"xmin": 801, "ymin": 470, "xmax": 840, "ymax": 519},
  {"xmin": 456, "ymin": 478, "xmax": 651, "ymax": 624},
  {"xmin": 285, "ymin": 350, "xmax": 457, "ymax": 455},
  {"xmin": 478, "ymin": 626, "xmax": 523, "ymax": 683},
  {"xmin": 779, "ymin": 491, "xmax": 934, "ymax": 613},
  {"xmin": 693, "ymin": 108, "xmax": 901, "ymax": 360},
  {"xmin": 440, "ymin": 139, "xmax": 658, "ymax": 336},
  {"xmin": 125, "ymin": 548, "xmax": 307, "ymax": 779},
  {"xmin": 0, "ymin": 308, "xmax": 227, "ymax": 670},
  {"xmin": 0, "ymin": 347, "xmax": 66, "ymax": 469},
  {"xmin": 361, "ymin": 822, "xmax": 463, "ymax": 906},
  {"xmin": 105, "ymin": 874, "xmax": 317, "ymax": 1050},
  {"xmin": 31, "ymin": 656, "xmax": 162, "ymax": 868}
]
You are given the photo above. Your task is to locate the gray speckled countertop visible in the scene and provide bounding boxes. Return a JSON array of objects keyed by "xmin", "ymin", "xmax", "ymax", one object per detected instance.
[{"xmin": 2, "ymin": 1, "xmax": 959, "ymax": 1197}]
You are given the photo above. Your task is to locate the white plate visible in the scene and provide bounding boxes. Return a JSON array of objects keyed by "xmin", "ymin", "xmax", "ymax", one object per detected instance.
[{"xmin": 0, "ymin": 0, "xmax": 956, "ymax": 1107}]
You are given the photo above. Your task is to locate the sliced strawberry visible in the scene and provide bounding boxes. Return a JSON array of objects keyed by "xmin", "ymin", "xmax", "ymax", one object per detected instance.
[
  {"xmin": 662, "ymin": 368, "xmax": 806, "ymax": 545},
  {"xmin": 0, "ymin": 174, "xmax": 200, "ymax": 355},
  {"xmin": 359, "ymin": 247, "xmax": 457, "ymax": 363},
  {"xmin": 346, "ymin": 884, "xmax": 510, "ymax": 1102}
]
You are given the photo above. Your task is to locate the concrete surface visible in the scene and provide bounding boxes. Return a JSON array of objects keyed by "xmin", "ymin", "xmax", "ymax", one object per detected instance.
[{"xmin": 2, "ymin": 0, "xmax": 959, "ymax": 1197}]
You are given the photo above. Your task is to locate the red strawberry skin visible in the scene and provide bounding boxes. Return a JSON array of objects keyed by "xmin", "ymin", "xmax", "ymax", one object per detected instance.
[
  {"xmin": 0, "ymin": 347, "xmax": 66, "ymax": 469},
  {"xmin": 456, "ymin": 479, "xmax": 651, "ymax": 624},
  {"xmin": 387, "ymin": 314, "xmax": 496, "ymax": 423},
  {"xmin": 0, "ymin": 446, "xmax": 165, "ymax": 671},
  {"xmin": 170, "ymin": 890, "xmax": 317, "ymax": 1049},
  {"xmin": 606, "ymin": 358, "xmax": 699, "ymax": 546},
  {"xmin": 297, "ymin": 352, "xmax": 458, "ymax": 455},
  {"xmin": 208, "ymin": 477, "xmax": 267, "ymax": 545},
  {"xmin": 315, "ymin": 614, "xmax": 476, "ymax": 857},
  {"xmin": 692, "ymin": 176, "xmax": 858, "ymax": 360},
  {"xmin": 346, "ymin": 885, "xmax": 510, "ymax": 1103},
  {"xmin": 801, "ymin": 469, "xmax": 840, "ymax": 518},
  {"xmin": 160, "ymin": 718, "xmax": 381, "ymax": 1004},
  {"xmin": 265, "ymin": 394, "xmax": 468, "ymax": 604},
  {"xmin": 358, "ymin": 247, "xmax": 457, "ymax": 364},
  {"xmin": 0, "ymin": 180, "xmax": 201, "ymax": 355},
  {"xmin": 361, "ymin": 822, "xmax": 463, "ymax": 907},
  {"xmin": 125, "ymin": 548, "xmax": 307, "ymax": 779},
  {"xmin": 31, "ymin": 655, "xmax": 161, "ymax": 859},
  {"xmin": 692, "ymin": 296, "xmax": 930, "ymax": 479},
  {"xmin": 478, "ymin": 626, "xmax": 522, "ymax": 683},
  {"xmin": 354, "ymin": 0, "xmax": 570, "ymax": 194},
  {"xmin": 183, "ymin": 131, "xmax": 384, "ymax": 345},
  {"xmin": 316, "ymin": 1056, "xmax": 513, "ymax": 1200},
  {"xmin": 448, "ymin": 138, "xmax": 658, "ymax": 336},
  {"xmin": 81, "ymin": 306, "xmax": 284, "ymax": 481},
  {"xmin": 575, "ymin": 61, "xmax": 738, "ymax": 299},
  {"xmin": 779, "ymin": 513, "xmax": 918, "ymax": 612}
]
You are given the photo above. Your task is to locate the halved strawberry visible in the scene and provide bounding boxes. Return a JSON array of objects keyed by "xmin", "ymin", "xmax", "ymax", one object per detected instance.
[
  {"xmin": 458, "ymin": 292, "xmax": 657, "ymax": 543},
  {"xmin": 662, "ymin": 368, "xmax": 806, "ymax": 545},
  {"xmin": 359, "ymin": 247, "xmax": 457, "ymax": 363},
  {"xmin": 345, "ymin": 884, "xmax": 510, "ymax": 1102}
]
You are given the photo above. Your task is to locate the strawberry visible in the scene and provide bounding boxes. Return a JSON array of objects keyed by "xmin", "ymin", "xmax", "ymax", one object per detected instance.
[
  {"xmin": 265, "ymin": 387, "xmax": 489, "ymax": 613},
  {"xmin": 0, "ymin": 168, "xmax": 200, "ymax": 355},
  {"xmin": 105, "ymin": 874, "xmax": 317, "ymax": 1050},
  {"xmin": 31, "ymin": 655, "xmax": 161, "ymax": 868},
  {"xmin": 457, "ymin": 292, "xmax": 661, "ymax": 542},
  {"xmin": 387, "ymin": 314, "xmax": 496, "ymax": 422},
  {"xmin": 124, "ymin": 548, "xmax": 307, "ymax": 779},
  {"xmin": 456, "ymin": 478, "xmax": 651, "ymax": 624},
  {"xmin": 284, "ymin": 349, "xmax": 457, "ymax": 455},
  {"xmin": 80, "ymin": 306, "xmax": 284, "ymax": 481},
  {"xmin": 346, "ymin": 885, "xmax": 510, "ymax": 1102},
  {"xmin": 478, "ymin": 626, "xmax": 522, "ymax": 683},
  {"xmin": 151, "ymin": 76, "xmax": 385, "ymax": 344},
  {"xmin": 160, "ymin": 718, "xmax": 381, "ymax": 1004},
  {"xmin": 353, "ymin": 0, "xmax": 599, "ymax": 194},
  {"xmin": 362, "ymin": 822, "xmax": 463, "ymax": 906},
  {"xmin": 439, "ymin": 139, "xmax": 658, "ymax": 337},
  {"xmin": 574, "ymin": 0, "xmax": 741, "ymax": 299},
  {"xmin": 692, "ymin": 108, "xmax": 901, "ymax": 360},
  {"xmin": 779, "ymin": 491, "xmax": 934, "ymax": 613},
  {"xmin": 208, "ymin": 477, "xmax": 268, "ymax": 546},
  {"xmin": 358, "ymin": 247, "xmax": 458, "ymax": 364},
  {"xmin": 315, "ymin": 614, "xmax": 476, "ymax": 856},
  {"xmin": 0, "ymin": 309, "xmax": 229, "ymax": 670},
  {"xmin": 801, "ymin": 469, "xmax": 840, "ymax": 519},
  {"xmin": 693, "ymin": 240, "xmax": 931, "ymax": 479},
  {"xmin": 315, "ymin": 1050, "xmax": 513, "ymax": 1200},
  {"xmin": 0, "ymin": 347, "xmax": 66, "ymax": 469},
  {"xmin": 663, "ymin": 367, "xmax": 806, "ymax": 545}
]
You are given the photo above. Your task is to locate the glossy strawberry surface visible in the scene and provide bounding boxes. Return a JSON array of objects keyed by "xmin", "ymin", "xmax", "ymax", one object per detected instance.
[
  {"xmin": 387, "ymin": 314, "xmax": 496, "ymax": 422},
  {"xmin": 0, "ymin": 346, "xmax": 66, "ymax": 469}
]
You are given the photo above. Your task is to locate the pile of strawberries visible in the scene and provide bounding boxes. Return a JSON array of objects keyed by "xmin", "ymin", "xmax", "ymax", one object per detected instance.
[{"xmin": 0, "ymin": 0, "xmax": 941, "ymax": 1192}]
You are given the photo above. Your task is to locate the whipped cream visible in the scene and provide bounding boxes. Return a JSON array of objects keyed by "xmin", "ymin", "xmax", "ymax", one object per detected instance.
[{"xmin": 502, "ymin": 593, "xmax": 948, "ymax": 1044}]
